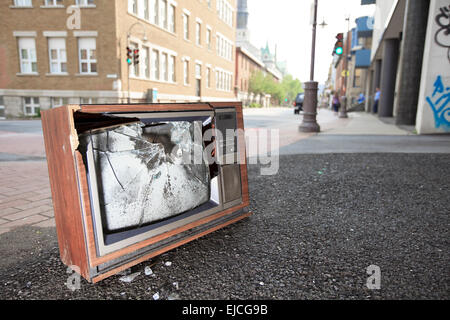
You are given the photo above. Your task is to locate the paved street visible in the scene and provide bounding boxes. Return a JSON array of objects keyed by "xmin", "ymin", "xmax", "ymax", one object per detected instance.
[{"xmin": 0, "ymin": 108, "xmax": 449, "ymax": 300}]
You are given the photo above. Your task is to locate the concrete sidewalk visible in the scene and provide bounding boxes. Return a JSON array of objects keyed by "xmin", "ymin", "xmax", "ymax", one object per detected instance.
[
  {"xmin": 319, "ymin": 111, "xmax": 413, "ymax": 136},
  {"xmin": 0, "ymin": 124, "xmax": 53, "ymax": 235}
]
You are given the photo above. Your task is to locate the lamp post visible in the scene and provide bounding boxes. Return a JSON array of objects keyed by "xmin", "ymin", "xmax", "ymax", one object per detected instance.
[
  {"xmin": 339, "ymin": 17, "xmax": 350, "ymax": 118},
  {"xmin": 127, "ymin": 22, "xmax": 147, "ymax": 104},
  {"xmin": 299, "ymin": 0, "xmax": 320, "ymax": 133}
]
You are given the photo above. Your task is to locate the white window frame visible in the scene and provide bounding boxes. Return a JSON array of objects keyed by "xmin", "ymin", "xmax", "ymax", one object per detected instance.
[
  {"xmin": 129, "ymin": 42, "xmax": 140, "ymax": 77},
  {"xmin": 78, "ymin": 37, "xmax": 97, "ymax": 74},
  {"xmin": 195, "ymin": 63, "xmax": 201, "ymax": 79},
  {"xmin": 206, "ymin": 27, "xmax": 212, "ymax": 50},
  {"xmin": 151, "ymin": 48, "xmax": 160, "ymax": 80},
  {"xmin": 75, "ymin": 0, "xmax": 95, "ymax": 7},
  {"xmin": 161, "ymin": 52, "xmax": 168, "ymax": 81},
  {"xmin": 168, "ymin": 4, "xmax": 175, "ymax": 33},
  {"xmin": 142, "ymin": 45, "xmax": 150, "ymax": 79},
  {"xmin": 206, "ymin": 66, "xmax": 211, "ymax": 88},
  {"xmin": 160, "ymin": 0, "xmax": 168, "ymax": 30},
  {"xmin": 129, "ymin": 0, "xmax": 138, "ymax": 14},
  {"xmin": 13, "ymin": 0, "xmax": 32, "ymax": 7},
  {"xmin": 23, "ymin": 97, "xmax": 40, "ymax": 116},
  {"xmin": 0, "ymin": 97, "xmax": 5, "ymax": 119},
  {"xmin": 195, "ymin": 21, "xmax": 201, "ymax": 46},
  {"xmin": 183, "ymin": 59, "xmax": 189, "ymax": 85},
  {"xmin": 151, "ymin": 0, "xmax": 158, "ymax": 25},
  {"xmin": 183, "ymin": 10, "xmax": 190, "ymax": 41},
  {"xmin": 169, "ymin": 55, "xmax": 175, "ymax": 83},
  {"xmin": 44, "ymin": 0, "xmax": 63, "ymax": 6},
  {"xmin": 18, "ymin": 38, "xmax": 38, "ymax": 74},
  {"xmin": 80, "ymin": 97, "xmax": 98, "ymax": 104},
  {"xmin": 48, "ymin": 38, "xmax": 67, "ymax": 74},
  {"xmin": 51, "ymin": 97, "xmax": 68, "ymax": 108}
]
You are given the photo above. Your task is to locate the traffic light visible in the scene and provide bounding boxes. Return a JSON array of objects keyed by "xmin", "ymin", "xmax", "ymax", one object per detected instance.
[
  {"xmin": 133, "ymin": 48, "xmax": 140, "ymax": 65},
  {"xmin": 334, "ymin": 33, "xmax": 344, "ymax": 55},
  {"xmin": 126, "ymin": 47, "xmax": 133, "ymax": 65}
]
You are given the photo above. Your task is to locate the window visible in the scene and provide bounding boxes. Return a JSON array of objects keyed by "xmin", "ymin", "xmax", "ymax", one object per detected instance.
[
  {"xmin": 160, "ymin": 0, "xmax": 168, "ymax": 30},
  {"xmin": 168, "ymin": 4, "xmax": 175, "ymax": 33},
  {"xmin": 183, "ymin": 13, "xmax": 189, "ymax": 40},
  {"xmin": 44, "ymin": 0, "xmax": 63, "ymax": 6},
  {"xmin": 151, "ymin": 49, "xmax": 159, "ymax": 80},
  {"xmin": 195, "ymin": 63, "xmax": 201, "ymax": 79},
  {"xmin": 215, "ymin": 68, "xmax": 232, "ymax": 91},
  {"xmin": 142, "ymin": 46, "xmax": 150, "ymax": 78},
  {"xmin": 129, "ymin": 42, "xmax": 139, "ymax": 77},
  {"xmin": 216, "ymin": 0, "xmax": 232, "ymax": 26},
  {"xmin": 183, "ymin": 60, "xmax": 189, "ymax": 85},
  {"xmin": 206, "ymin": 67, "xmax": 210, "ymax": 88},
  {"xmin": 206, "ymin": 28, "xmax": 211, "ymax": 50},
  {"xmin": 14, "ymin": 0, "xmax": 32, "ymax": 6},
  {"xmin": 161, "ymin": 52, "xmax": 168, "ymax": 81},
  {"xmin": 169, "ymin": 55, "xmax": 175, "ymax": 82},
  {"xmin": 151, "ymin": 0, "xmax": 158, "ymax": 25},
  {"xmin": 76, "ymin": 0, "xmax": 94, "ymax": 6},
  {"xmin": 48, "ymin": 38, "xmax": 67, "ymax": 74},
  {"xmin": 0, "ymin": 96, "xmax": 4, "ymax": 119},
  {"xmin": 196, "ymin": 22, "xmax": 201, "ymax": 46},
  {"xmin": 18, "ymin": 38, "xmax": 37, "ymax": 74},
  {"xmin": 353, "ymin": 68, "xmax": 362, "ymax": 88},
  {"xmin": 78, "ymin": 38, "xmax": 97, "ymax": 74},
  {"xmin": 143, "ymin": 0, "xmax": 149, "ymax": 19},
  {"xmin": 23, "ymin": 97, "xmax": 40, "ymax": 116},
  {"xmin": 51, "ymin": 97, "xmax": 68, "ymax": 108},
  {"xmin": 80, "ymin": 97, "xmax": 97, "ymax": 104},
  {"xmin": 216, "ymin": 34, "xmax": 232, "ymax": 61},
  {"xmin": 129, "ymin": 0, "xmax": 137, "ymax": 14}
]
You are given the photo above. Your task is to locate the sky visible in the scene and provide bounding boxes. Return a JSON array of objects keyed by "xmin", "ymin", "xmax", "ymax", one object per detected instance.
[{"xmin": 246, "ymin": 0, "xmax": 376, "ymax": 84}]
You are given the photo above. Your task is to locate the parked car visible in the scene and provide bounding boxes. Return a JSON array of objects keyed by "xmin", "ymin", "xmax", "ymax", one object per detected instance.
[{"xmin": 293, "ymin": 93, "xmax": 304, "ymax": 114}]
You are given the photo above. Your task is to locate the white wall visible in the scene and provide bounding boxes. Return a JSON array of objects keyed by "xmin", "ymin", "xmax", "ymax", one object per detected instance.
[
  {"xmin": 371, "ymin": 0, "xmax": 398, "ymax": 61},
  {"xmin": 416, "ymin": 0, "xmax": 450, "ymax": 134}
]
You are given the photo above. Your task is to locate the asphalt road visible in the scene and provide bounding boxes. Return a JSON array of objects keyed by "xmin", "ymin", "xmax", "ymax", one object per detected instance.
[
  {"xmin": 0, "ymin": 153, "xmax": 448, "ymax": 300},
  {"xmin": 0, "ymin": 120, "xmax": 42, "ymax": 134}
]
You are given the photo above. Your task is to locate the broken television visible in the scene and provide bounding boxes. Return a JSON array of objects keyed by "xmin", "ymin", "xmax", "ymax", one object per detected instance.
[{"xmin": 76, "ymin": 108, "xmax": 243, "ymax": 257}]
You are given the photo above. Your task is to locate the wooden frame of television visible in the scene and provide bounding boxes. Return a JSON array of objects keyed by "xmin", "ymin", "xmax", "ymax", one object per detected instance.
[{"xmin": 41, "ymin": 102, "xmax": 251, "ymax": 283}]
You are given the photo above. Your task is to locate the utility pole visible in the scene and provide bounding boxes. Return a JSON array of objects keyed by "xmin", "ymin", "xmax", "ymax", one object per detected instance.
[
  {"xmin": 339, "ymin": 17, "xmax": 350, "ymax": 118},
  {"xmin": 299, "ymin": 0, "xmax": 320, "ymax": 133}
]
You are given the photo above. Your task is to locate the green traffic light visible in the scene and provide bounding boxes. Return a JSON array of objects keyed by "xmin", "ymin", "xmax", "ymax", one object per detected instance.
[
  {"xmin": 335, "ymin": 47, "xmax": 343, "ymax": 55},
  {"xmin": 127, "ymin": 58, "xmax": 132, "ymax": 65}
]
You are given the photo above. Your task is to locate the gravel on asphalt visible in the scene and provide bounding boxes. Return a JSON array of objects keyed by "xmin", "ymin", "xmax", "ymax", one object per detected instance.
[{"xmin": 0, "ymin": 153, "xmax": 448, "ymax": 300}]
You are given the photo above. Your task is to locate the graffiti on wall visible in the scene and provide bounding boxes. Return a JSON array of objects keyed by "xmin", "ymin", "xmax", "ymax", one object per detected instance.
[
  {"xmin": 426, "ymin": 75, "xmax": 450, "ymax": 130},
  {"xmin": 434, "ymin": 5, "xmax": 450, "ymax": 63}
]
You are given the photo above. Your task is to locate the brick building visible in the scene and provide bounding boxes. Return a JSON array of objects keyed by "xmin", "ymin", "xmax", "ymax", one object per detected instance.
[{"xmin": 0, "ymin": 0, "xmax": 237, "ymax": 118}]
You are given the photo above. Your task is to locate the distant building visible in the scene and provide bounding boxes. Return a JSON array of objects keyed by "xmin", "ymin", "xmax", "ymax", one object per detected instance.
[
  {"xmin": 0, "ymin": 0, "xmax": 237, "ymax": 118},
  {"xmin": 235, "ymin": 0, "xmax": 285, "ymax": 106}
]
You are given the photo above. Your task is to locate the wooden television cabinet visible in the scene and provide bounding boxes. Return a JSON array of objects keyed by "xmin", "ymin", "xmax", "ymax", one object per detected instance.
[{"xmin": 41, "ymin": 102, "xmax": 251, "ymax": 283}]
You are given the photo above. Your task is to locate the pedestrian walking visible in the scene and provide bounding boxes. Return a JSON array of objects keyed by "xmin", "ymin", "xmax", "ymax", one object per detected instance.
[
  {"xmin": 332, "ymin": 92, "xmax": 340, "ymax": 114},
  {"xmin": 373, "ymin": 88, "xmax": 380, "ymax": 114}
]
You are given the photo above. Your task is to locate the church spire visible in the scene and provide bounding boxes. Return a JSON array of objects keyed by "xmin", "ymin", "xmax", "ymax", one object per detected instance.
[{"xmin": 237, "ymin": 0, "xmax": 249, "ymax": 30}]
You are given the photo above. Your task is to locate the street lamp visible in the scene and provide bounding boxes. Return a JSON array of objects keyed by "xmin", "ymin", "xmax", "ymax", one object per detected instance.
[
  {"xmin": 299, "ymin": 0, "xmax": 320, "ymax": 133},
  {"xmin": 339, "ymin": 16, "xmax": 350, "ymax": 118},
  {"xmin": 127, "ymin": 22, "xmax": 148, "ymax": 104}
]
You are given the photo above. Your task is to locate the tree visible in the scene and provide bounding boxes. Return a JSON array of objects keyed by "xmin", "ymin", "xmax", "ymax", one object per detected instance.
[
  {"xmin": 248, "ymin": 71, "xmax": 303, "ymax": 105},
  {"xmin": 281, "ymin": 75, "xmax": 303, "ymax": 104}
]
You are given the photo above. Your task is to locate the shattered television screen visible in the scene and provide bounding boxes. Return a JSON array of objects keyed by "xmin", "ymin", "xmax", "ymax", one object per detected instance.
[{"xmin": 79, "ymin": 120, "xmax": 212, "ymax": 232}]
